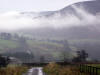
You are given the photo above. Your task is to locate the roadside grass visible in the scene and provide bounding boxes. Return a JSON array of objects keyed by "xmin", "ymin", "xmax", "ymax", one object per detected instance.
[
  {"xmin": 43, "ymin": 62, "xmax": 88, "ymax": 75},
  {"xmin": 0, "ymin": 65, "xmax": 29, "ymax": 75}
]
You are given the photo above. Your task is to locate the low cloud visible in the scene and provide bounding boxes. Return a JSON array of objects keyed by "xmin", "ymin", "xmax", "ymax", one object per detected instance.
[{"xmin": 0, "ymin": 3, "xmax": 99, "ymax": 30}]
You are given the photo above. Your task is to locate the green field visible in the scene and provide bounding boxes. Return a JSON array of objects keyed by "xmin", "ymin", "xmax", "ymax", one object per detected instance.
[{"xmin": 0, "ymin": 39, "xmax": 19, "ymax": 53}]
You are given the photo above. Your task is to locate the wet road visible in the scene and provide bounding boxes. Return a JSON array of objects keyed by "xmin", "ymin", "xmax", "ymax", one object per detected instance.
[{"xmin": 25, "ymin": 67, "xmax": 43, "ymax": 75}]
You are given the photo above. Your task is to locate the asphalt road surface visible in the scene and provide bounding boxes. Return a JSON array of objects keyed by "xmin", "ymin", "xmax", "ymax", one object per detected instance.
[{"xmin": 25, "ymin": 67, "xmax": 44, "ymax": 75}]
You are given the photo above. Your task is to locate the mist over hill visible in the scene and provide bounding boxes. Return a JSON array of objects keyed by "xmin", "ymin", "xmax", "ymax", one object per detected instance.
[
  {"xmin": 17, "ymin": 0, "xmax": 100, "ymax": 39},
  {"xmin": 16, "ymin": 0, "xmax": 100, "ymax": 61},
  {"xmin": 0, "ymin": 0, "xmax": 100, "ymax": 62}
]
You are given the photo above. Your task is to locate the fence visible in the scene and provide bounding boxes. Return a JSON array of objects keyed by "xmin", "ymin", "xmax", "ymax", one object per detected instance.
[{"xmin": 79, "ymin": 64, "xmax": 100, "ymax": 75}]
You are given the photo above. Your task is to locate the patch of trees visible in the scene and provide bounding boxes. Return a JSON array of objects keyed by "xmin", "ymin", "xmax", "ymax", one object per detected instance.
[
  {"xmin": 0, "ymin": 32, "xmax": 32, "ymax": 41},
  {"xmin": 0, "ymin": 55, "xmax": 10, "ymax": 67},
  {"xmin": 0, "ymin": 32, "xmax": 12, "ymax": 40},
  {"xmin": 72, "ymin": 50, "xmax": 88, "ymax": 62},
  {"xmin": 3, "ymin": 52, "xmax": 34, "ymax": 63},
  {"xmin": 0, "ymin": 32, "xmax": 20, "ymax": 40}
]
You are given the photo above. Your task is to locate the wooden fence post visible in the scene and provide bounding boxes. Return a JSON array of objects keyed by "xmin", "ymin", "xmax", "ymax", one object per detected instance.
[
  {"xmin": 79, "ymin": 64, "xmax": 100, "ymax": 75},
  {"xmin": 96, "ymin": 68, "xmax": 98, "ymax": 75}
]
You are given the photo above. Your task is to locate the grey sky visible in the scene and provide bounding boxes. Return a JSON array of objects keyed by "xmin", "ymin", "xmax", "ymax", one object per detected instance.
[{"xmin": 0, "ymin": 0, "xmax": 94, "ymax": 12}]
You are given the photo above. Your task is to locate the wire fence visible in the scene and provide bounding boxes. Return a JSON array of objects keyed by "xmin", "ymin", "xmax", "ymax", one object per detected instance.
[{"xmin": 79, "ymin": 64, "xmax": 100, "ymax": 75}]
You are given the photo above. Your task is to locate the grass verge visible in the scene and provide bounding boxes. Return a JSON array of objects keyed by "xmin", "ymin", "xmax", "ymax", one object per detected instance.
[
  {"xmin": 0, "ymin": 65, "xmax": 29, "ymax": 75},
  {"xmin": 43, "ymin": 62, "xmax": 88, "ymax": 75}
]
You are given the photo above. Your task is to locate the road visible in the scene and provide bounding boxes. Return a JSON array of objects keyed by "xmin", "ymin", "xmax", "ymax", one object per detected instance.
[{"xmin": 25, "ymin": 67, "xmax": 44, "ymax": 75}]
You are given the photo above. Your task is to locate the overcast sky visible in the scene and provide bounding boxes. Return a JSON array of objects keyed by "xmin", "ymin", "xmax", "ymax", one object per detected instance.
[{"xmin": 0, "ymin": 0, "xmax": 94, "ymax": 12}]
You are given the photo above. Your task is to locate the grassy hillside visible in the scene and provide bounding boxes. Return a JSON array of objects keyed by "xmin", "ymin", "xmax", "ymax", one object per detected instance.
[
  {"xmin": 0, "ymin": 38, "xmax": 70, "ymax": 62},
  {"xmin": 1, "ymin": 38, "xmax": 100, "ymax": 62}
]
